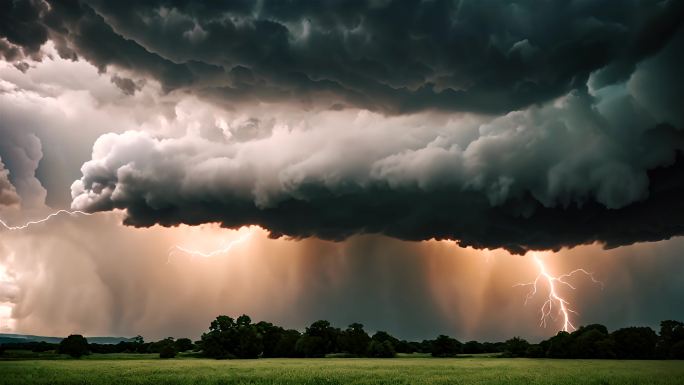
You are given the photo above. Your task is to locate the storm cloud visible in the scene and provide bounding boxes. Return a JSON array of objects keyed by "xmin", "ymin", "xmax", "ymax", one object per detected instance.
[
  {"xmin": 0, "ymin": 0, "xmax": 682, "ymax": 113},
  {"xmin": 0, "ymin": 0, "xmax": 682, "ymax": 253},
  {"xmin": 71, "ymin": 26, "xmax": 684, "ymax": 253}
]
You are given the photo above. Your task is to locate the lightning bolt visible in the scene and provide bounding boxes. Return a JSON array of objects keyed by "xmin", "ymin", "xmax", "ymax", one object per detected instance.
[
  {"xmin": 515, "ymin": 253, "xmax": 603, "ymax": 332},
  {"xmin": 167, "ymin": 230, "xmax": 253, "ymax": 262},
  {"xmin": 0, "ymin": 210, "xmax": 93, "ymax": 231}
]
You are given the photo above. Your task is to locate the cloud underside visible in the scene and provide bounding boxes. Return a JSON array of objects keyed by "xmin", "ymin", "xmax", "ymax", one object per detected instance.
[{"xmin": 78, "ymin": 156, "xmax": 684, "ymax": 255}]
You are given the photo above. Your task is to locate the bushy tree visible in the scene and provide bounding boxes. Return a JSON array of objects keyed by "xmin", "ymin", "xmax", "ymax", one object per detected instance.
[
  {"xmin": 367, "ymin": 340, "xmax": 395, "ymax": 358},
  {"xmin": 200, "ymin": 314, "xmax": 263, "ymax": 359},
  {"xmin": 254, "ymin": 322, "xmax": 304, "ymax": 358},
  {"xmin": 504, "ymin": 337, "xmax": 530, "ymax": 357},
  {"xmin": 255, "ymin": 321, "xmax": 285, "ymax": 358},
  {"xmin": 479, "ymin": 342, "xmax": 504, "ymax": 353},
  {"xmin": 537, "ymin": 323, "xmax": 669, "ymax": 359},
  {"xmin": 394, "ymin": 340, "xmax": 417, "ymax": 354},
  {"xmin": 148, "ymin": 337, "xmax": 175, "ymax": 353},
  {"xmin": 463, "ymin": 341, "xmax": 484, "ymax": 354},
  {"xmin": 174, "ymin": 338, "xmax": 194, "ymax": 352},
  {"xmin": 339, "ymin": 323, "xmax": 371, "ymax": 356},
  {"xmin": 569, "ymin": 325, "xmax": 614, "ymax": 358},
  {"xmin": 671, "ymin": 341, "xmax": 684, "ymax": 359},
  {"xmin": 371, "ymin": 331, "xmax": 399, "ymax": 346},
  {"xmin": 31, "ymin": 341, "xmax": 54, "ymax": 352},
  {"xmin": 273, "ymin": 329, "xmax": 301, "ymax": 358},
  {"xmin": 295, "ymin": 335, "xmax": 326, "ymax": 357},
  {"xmin": 658, "ymin": 320, "xmax": 684, "ymax": 358},
  {"xmin": 430, "ymin": 335, "xmax": 461, "ymax": 357},
  {"xmin": 294, "ymin": 320, "xmax": 341, "ymax": 357},
  {"xmin": 525, "ymin": 344, "xmax": 545, "ymax": 358},
  {"xmin": 129, "ymin": 335, "xmax": 147, "ymax": 353},
  {"xmin": 202, "ymin": 316, "xmax": 236, "ymax": 358},
  {"xmin": 58, "ymin": 335, "xmax": 90, "ymax": 358},
  {"xmin": 611, "ymin": 327, "xmax": 658, "ymax": 359},
  {"xmin": 419, "ymin": 339, "xmax": 434, "ymax": 354},
  {"xmin": 545, "ymin": 331, "xmax": 572, "ymax": 358},
  {"xmin": 304, "ymin": 320, "xmax": 341, "ymax": 354},
  {"xmin": 234, "ymin": 315, "xmax": 263, "ymax": 359}
]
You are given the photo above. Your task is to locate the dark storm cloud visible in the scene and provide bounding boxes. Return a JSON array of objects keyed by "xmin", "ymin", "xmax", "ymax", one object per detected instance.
[
  {"xmin": 1, "ymin": 0, "xmax": 682, "ymax": 113},
  {"xmin": 71, "ymin": 19, "xmax": 684, "ymax": 254},
  {"xmin": 0, "ymin": 0, "xmax": 48, "ymax": 60},
  {"xmin": 0, "ymin": 0, "xmax": 222, "ymax": 91},
  {"xmin": 0, "ymin": 0, "xmax": 680, "ymax": 253},
  {"xmin": 110, "ymin": 74, "xmax": 141, "ymax": 95}
]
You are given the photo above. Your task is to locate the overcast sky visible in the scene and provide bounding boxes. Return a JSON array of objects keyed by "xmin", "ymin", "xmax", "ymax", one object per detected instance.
[{"xmin": 0, "ymin": 0, "xmax": 683, "ymax": 341}]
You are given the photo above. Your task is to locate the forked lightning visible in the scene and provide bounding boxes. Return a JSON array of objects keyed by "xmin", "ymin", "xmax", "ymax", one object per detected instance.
[{"xmin": 516, "ymin": 253, "xmax": 603, "ymax": 332}]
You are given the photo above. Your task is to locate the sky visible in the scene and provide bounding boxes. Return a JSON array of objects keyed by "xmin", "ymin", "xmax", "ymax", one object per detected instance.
[{"xmin": 0, "ymin": 0, "xmax": 683, "ymax": 342}]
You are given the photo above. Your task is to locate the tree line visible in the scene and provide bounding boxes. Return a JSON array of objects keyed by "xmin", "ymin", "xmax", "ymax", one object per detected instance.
[
  {"xmin": 1, "ymin": 316, "xmax": 683, "ymax": 360},
  {"xmin": 507, "ymin": 321, "xmax": 684, "ymax": 359}
]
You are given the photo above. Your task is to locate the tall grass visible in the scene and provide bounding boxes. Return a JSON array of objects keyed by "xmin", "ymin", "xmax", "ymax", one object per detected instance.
[{"xmin": 1, "ymin": 356, "xmax": 683, "ymax": 385}]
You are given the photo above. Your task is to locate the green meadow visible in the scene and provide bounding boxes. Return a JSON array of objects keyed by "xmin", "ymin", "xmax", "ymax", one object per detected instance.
[{"xmin": 1, "ymin": 354, "xmax": 683, "ymax": 385}]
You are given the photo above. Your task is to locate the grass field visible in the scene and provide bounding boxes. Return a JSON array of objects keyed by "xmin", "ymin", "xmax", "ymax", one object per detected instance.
[{"xmin": 1, "ymin": 354, "xmax": 683, "ymax": 385}]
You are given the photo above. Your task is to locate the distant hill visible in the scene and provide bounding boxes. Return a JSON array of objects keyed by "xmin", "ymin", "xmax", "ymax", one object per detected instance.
[{"xmin": 0, "ymin": 333, "xmax": 132, "ymax": 345}]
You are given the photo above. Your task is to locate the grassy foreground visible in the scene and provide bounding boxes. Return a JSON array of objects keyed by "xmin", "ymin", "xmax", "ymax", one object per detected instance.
[{"xmin": 1, "ymin": 355, "xmax": 683, "ymax": 385}]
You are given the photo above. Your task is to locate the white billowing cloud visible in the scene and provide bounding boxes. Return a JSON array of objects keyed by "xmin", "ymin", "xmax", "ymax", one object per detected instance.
[
  {"xmin": 72, "ymin": 85, "xmax": 676, "ymax": 219},
  {"xmin": 0, "ymin": 43, "xmax": 178, "ymax": 207},
  {"xmin": 0, "ymin": 157, "xmax": 20, "ymax": 207}
]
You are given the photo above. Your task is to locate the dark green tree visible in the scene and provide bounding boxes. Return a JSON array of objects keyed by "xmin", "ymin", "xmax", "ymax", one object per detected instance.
[
  {"xmin": 657, "ymin": 320, "xmax": 684, "ymax": 358},
  {"xmin": 148, "ymin": 337, "xmax": 175, "ymax": 353},
  {"xmin": 394, "ymin": 340, "xmax": 416, "ymax": 353},
  {"xmin": 545, "ymin": 331, "xmax": 572, "ymax": 358},
  {"xmin": 430, "ymin": 335, "xmax": 461, "ymax": 357},
  {"xmin": 202, "ymin": 315, "xmax": 237, "ymax": 358},
  {"xmin": 273, "ymin": 329, "xmax": 301, "ymax": 357},
  {"xmin": 174, "ymin": 338, "xmax": 194, "ymax": 352},
  {"xmin": 525, "ymin": 344, "xmax": 545, "ymax": 358},
  {"xmin": 159, "ymin": 344, "xmax": 177, "ymax": 359},
  {"xmin": 303, "ymin": 320, "xmax": 340, "ymax": 355},
  {"xmin": 339, "ymin": 323, "xmax": 371, "ymax": 356},
  {"xmin": 569, "ymin": 325, "xmax": 613, "ymax": 358},
  {"xmin": 58, "ymin": 335, "xmax": 90, "ymax": 358},
  {"xmin": 611, "ymin": 327, "xmax": 658, "ymax": 359},
  {"xmin": 255, "ymin": 321, "xmax": 286, "ymax": 358},
  {"xmin": 504, "ymin": 337, "xmax": 530, "ymax": 357},
  {"xmin": 234, "ymin": 315, "xmax": 263, "ymax": 359},
  {"xmin": 371, "ymin": 331, "xmax": 399, "ymax": 346},
  {"xmin": 419, "ymin": 339, "xmax": 434, "ymax": 354},
  {"xmin": 367, "ymin": 340, "xmax": 395, "ymax": 358},
  {"xmin": 200, "ymin": 315, "xmax": 263, "ymax": 359},
  {"xmin": 131, "ymin": 335, "xmax": 146, "ymax": 353},
  {"xmin": 670, "ymin": 340, "xmax": 684, "ymax": 359},
  {"xmin": 295, "ymin": 335, "xmax": 326, "ymax": 357},
  {"xmin": 462, "ymin": 341, "xmax": 484, "ymax": 354}
]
